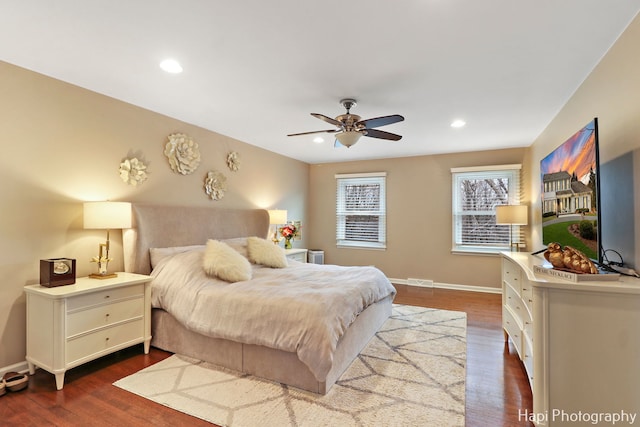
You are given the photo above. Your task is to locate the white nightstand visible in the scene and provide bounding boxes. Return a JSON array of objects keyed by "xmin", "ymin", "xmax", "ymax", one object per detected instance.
[
  {"xmin": 285, "ymin": 248, "xmax": 308, "ymax": 263},
  {"xmin": 24, "ymin": 272, "xmax": 152, "ymax": 390}
]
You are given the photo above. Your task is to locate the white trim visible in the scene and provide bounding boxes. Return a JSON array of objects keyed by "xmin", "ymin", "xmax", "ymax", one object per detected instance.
[
  {"xmin": 334, "ymin": 172, "xmax": 387, "ymax": 179},
  {"xmin": 390, "ymin": 278, "xmax": 502, "ymax": 294},
  {"xmin": 1, "ymin": 360, "xmax": 29, "ymax": 376},
  {"xmin": 450, "ymin": 164, "xmax": 521, "ymax": 173}
]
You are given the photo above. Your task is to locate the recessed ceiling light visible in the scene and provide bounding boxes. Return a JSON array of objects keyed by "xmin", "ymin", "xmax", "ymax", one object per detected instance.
[
  {"xmin": 451, "ymin": 119, "xmax": 466, "ymax": 128},
  {"xmin": 160, "ymin": 59, "xmax": 183, "ymax": 74},
  {"xmin": 313, "ymin": 137, "xmax": 324, "ymax": 144}
]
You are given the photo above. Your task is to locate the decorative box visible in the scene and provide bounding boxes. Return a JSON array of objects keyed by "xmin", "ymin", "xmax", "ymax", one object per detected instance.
[{"xmin": 40, "ymin": 258, "xmax": 76, "ymax": 288}]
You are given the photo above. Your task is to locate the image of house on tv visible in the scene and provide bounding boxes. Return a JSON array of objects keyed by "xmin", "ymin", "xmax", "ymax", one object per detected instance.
[{"xmin": 542, "ymin": 170, "xmax": 594, "ymax": 215}]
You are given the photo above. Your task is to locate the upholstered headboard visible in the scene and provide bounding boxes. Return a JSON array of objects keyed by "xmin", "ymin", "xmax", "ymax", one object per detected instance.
[{"xmin": 123, "ymin": 204, "xmax": 270, "ymax": 275}]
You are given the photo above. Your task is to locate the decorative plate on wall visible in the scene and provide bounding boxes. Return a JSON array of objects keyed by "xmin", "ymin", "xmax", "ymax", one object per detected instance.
[
  {"xmin": 164, "ymin": 133, "xmax": 201, "ymax": 175},
  {"xmin": 119, "ymin": 157, "xmax": 148, "ymax": 186},
  {"xmin": 203, "ymin": 170, "xmax": 227, "ymax": 200},
  {"xmin": 226, "ymin": 151, "xmax": 240, "ymax": 171}
]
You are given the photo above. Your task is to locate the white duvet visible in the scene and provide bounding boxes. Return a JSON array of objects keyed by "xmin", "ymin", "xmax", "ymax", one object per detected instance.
[{"xmin": 150, "ymin": 248, "xmax": 396, "ymax": 381}]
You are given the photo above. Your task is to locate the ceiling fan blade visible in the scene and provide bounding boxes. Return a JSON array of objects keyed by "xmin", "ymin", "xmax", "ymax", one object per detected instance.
[
  {"xmin": 364, "ymin": 128, "xmax": 403, "ymax": 141},
  {"xmin": 357, "ymin": 114, "xmax": 404, "ymax": 129},
  {"xmin": 311, "ymin": 113, "xmax": 343, "ymax": 127},
  {"xmin": 287, "ymin": 129, "xmax": 338, "ymax": 137}
]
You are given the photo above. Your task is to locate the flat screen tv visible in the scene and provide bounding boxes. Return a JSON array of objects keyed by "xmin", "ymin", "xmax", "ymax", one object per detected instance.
[{"xmin": 540, "ymin": 118, "xmax": 601, "ymax": 262}]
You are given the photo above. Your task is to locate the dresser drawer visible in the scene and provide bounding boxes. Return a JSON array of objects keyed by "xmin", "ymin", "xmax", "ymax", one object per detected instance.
[
  {"xmin": 67, "ymin": 284, "xmax": 144, "ymax": 311},
  {"xmin": 502, "ymin": 258, "xmax": 522, "ymax": 294},
  {"xmin": 66, "ymin": 319, "xmax": 144, "ymax": 365},
  {"xmin": 503, "ymin": 306, "xmax": 522, "ymax": 357},
  {"xmin": 522, "ymin": 334, "xmax": 534, "ymax": 386},
  {"xmin": 66, "ymin": 297, "xmax": 144, "ymax": 337},
  {"xmin": 504, "ymin": 282, "xmax": 525, "ymax": 319}
]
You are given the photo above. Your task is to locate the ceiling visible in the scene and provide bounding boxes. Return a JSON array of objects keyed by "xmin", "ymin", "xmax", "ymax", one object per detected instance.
[{"xmin": 2, "ymin": 1, "xmax": 639, "ymax": 164}]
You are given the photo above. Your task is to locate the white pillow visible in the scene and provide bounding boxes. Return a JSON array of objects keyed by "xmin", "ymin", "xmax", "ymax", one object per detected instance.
[
  {"xmin": 247, "ymin": 237, "xmax": 288, "ymax": 268},
  {"xmin": 150, "ymin": 245, "xmax": 204, "ymax": 269},
  {"xmin": 202, "ymin": 239, "xmax": 252, "ymax": 282}
]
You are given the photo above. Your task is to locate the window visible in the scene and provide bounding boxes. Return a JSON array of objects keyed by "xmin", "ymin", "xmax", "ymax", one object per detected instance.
[
  {"xmin": 451, "ymin": 165, "xmax": 522, "ymax": 254},
  {"xmin": 336, "ymin": 172, "xmax": 386, "ymax": 249}
]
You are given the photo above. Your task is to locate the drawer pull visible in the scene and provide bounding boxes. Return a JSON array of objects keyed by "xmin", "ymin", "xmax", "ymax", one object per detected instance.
[{"xmin": 105, "ymin": 295, "xmax": 110, "ymax": 299}]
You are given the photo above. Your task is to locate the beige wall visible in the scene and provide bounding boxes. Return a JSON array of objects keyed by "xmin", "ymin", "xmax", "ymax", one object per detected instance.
[
  {"xmin": 528, "ymin": 13, "xmax": 640, "ymax": 268},
  {"xmin": 0, "ymin": 61, "xmax": 309, "ymax": 369},
  {"xmin": 308, "ymin": 148, "xmax": 527, "ymax": 289}
]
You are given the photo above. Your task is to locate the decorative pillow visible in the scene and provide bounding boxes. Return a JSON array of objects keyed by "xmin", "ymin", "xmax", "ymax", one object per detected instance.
[
  {"xmin": 221, "ymin": 237, "xmax": 249, "ymax": 258},
  {"xmin": 202, "ymin": 239, "xmax": 252, "ymax": 282},
  {"xmin": 247, "ymin": 236, "xmax": 288, "ymax": 268},
  {"xmin": 150, "ymin": 245, "xmax": 204, "ymax": 269}
]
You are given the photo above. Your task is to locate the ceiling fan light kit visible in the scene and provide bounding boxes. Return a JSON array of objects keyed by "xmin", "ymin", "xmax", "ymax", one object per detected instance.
[{"xmin": 288, "ymin": 98, "xmax": 404, "ymax": 148}]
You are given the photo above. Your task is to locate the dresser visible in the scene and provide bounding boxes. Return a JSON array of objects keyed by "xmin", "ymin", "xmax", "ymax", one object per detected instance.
[
  {"xmin": 25, "ymin": 272, "xmax": 152, "ymax": 390},
  {"xmin": 501, "ymin": 252, "xmax": 640, "ymax": 426},
  {"xmin": 285, "ymin": 248, "xmax": 307, "ymax": 263}
]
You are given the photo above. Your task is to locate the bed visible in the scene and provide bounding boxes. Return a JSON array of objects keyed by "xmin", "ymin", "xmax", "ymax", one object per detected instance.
[{"xmin": 122, "ymin": 204, "xmax": 395, "ymax": 394}]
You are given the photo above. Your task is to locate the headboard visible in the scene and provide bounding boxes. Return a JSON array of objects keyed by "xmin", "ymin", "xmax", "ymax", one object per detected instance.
[{"xmin": 123, "ymin": 204, "xmax": 270, "ymax": 275}]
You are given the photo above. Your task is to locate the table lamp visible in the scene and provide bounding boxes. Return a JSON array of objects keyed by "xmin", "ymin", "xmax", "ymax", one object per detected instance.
[
  {"xmin": 83, "ymin": 201, "xmax": 132, "ymax": 278},
  {"xmin": 496, "ymin": 204, "xmax": 528, "ymax": 252},
  {"xmin": 267, "ymin": 209, "xmax": 287, "ymax": 244}
]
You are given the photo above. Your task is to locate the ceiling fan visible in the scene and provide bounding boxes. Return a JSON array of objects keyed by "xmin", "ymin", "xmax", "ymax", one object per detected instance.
[{"xmin": 287, "ymin": 99, "xmax": 404, "ymax": 148}]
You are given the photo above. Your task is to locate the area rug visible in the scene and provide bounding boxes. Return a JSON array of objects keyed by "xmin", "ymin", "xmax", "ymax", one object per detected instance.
[{"xmin": 114, "ymin": 305, "xmax": 466, "ymax": 426}]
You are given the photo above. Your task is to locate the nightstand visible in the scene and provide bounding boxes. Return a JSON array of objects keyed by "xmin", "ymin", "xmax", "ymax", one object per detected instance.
[
  {"xmin": 285, "ymin": 248, "xmax": 308, "ymax": 263},
  {"xmin": 24, "ymin": 272, "xmax": 152, "ymax": 390}
]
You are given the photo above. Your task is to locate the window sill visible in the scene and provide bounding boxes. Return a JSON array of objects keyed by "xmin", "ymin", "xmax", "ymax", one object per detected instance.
[{"xmin": 451, "ymin": 247, "xmax": 506, "ymax": 256}]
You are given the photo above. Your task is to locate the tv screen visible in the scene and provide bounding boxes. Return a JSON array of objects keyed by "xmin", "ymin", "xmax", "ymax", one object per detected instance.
[{"xmin": 540, "ymin": 118, "xmax": 601, "ymax": 262}]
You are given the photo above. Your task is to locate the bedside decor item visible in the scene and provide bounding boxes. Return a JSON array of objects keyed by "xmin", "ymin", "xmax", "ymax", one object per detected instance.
[
  {"xmin": 226, "ymin": 151, "xmax": 240, "ymax": 171},
  {"xmin": 267, "ymin": 209, "xmax": 287, "ymax": 244},
  {"xmin": 84, "ymin": 201, "xmax": 132, "ymax": 279},
  {"xmin": 119, "ymin": 157, "xmax": 148, "ymax": 186},
  {"xmin": 495, "ymin": 204, "xmax": 528, "ymax": 251},
  {"xmin": 279, "ymin": 222, "xmax": 299, "ymax": 249},
  {"xmin": 164, "ymin": 133, "xmax": 201, "ymax": 175},
  {"xmin": 40, "ymin": 258, "xmax": 76, "ymax": 287},
  {"xmin": 203, "ymin": 170, "xmax": 227, "ymax": 200}
]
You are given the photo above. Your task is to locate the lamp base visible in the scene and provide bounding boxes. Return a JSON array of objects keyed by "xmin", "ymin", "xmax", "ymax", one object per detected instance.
[{"xmin": 88, "ymin": 273, "xmax": 118, "ymax": 280}]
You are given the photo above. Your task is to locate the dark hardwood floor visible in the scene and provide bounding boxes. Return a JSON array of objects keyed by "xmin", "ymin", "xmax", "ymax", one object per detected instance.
[{"xmin": 0, "ymin": 286, "xmax": 533, "ymax": 426}]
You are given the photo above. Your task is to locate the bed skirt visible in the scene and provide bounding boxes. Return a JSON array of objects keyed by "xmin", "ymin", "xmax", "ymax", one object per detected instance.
[{"xmin": 150, "ymin": 295, "xmax": 394, "ymax": 394}]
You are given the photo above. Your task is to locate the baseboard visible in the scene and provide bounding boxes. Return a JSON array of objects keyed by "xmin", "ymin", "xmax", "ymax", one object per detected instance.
[
  {"xmin": 390, "ymin": 278, "xmax": 501, "ymax": 294},
  {"xmin": 1, "ymin": 360, "xmax": 29, "ymax": 376}
]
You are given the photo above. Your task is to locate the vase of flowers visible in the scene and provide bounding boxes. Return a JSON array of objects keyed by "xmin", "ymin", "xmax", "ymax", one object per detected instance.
[{"xmin": 279, "ymin": 223, "xmax": 298, "ymax": 249}]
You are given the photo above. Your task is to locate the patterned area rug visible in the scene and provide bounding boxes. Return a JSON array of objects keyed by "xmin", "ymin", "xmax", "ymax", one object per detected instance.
[{"xmin": 114, "ymin": 305, "xmax": 466, "ymax": 426}]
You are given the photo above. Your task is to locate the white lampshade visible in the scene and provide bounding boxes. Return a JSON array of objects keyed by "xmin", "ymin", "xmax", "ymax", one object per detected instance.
[
  {"xmin": 268, "ymin": 209, "xmax": 288, "ymax": 225},
  {"xmin": 495, "ymin": 205, "xmax": 528, "ymax": 225},
  {"xmin": 83, "ymin": 202, "xmax": 132, "ymax": 229},
  {"xmin": 335, "ymin": 131, "xmax": 362, "ymax": 147}
]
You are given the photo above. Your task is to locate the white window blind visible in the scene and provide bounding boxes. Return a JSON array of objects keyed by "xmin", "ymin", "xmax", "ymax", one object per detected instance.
[
  {"xmin": 335, "ymin": 172, "xmax": 386, "ymax": 249},
  {"xmin": 451, "ymin": 165, "xmax": 522, "ymax": 253}
]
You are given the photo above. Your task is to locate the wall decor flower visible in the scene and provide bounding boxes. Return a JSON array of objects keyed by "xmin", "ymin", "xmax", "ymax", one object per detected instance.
[
  {"xmin": 203, "ymin": 170, "xmax": 227, "ymax": 200},
  {"xmin": 119, "ymin": 157, "xmax": 148, "ymax": 186},
  {"xmin": 226, "ymin": 151, "xmax": 240, "ymax": 171},
  {"xmin": 164, "ymin": 133, "xmax": 201, "ymax": 175}
]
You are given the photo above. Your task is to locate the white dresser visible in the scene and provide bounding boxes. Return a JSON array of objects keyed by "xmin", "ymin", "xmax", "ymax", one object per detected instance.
[
  {"xmin": 25, "ymin": 272, "xmax": 152, "ymax": 390},
  {"xmin": 501, "ymin": 252, "xmax": 640, "ymax": 426}
]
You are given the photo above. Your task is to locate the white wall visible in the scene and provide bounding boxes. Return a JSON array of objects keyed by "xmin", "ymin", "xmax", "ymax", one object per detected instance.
[
  {"xmin": 528, "ymin": 13, "xmax": 640, "ymax": 269},
  {"xmin": 0, "ymin": 61, "xmax": 309, "ymax": 369}
]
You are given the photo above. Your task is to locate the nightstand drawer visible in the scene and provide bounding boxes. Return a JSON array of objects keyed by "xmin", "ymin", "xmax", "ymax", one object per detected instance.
[
  {"xmin": 67, "ymin": 283, "xmax": 144, "ymax": 311},
  {"xmin": 287, "ymin": 252, "xmax": 306, "ymax": 262},
  {"xmin": 66, "ymin": 297, "xmax": 144, "ymax": 337},
  {"xmin": 66, "ymin": 319, "xmax": 144, "ymax": 365}
]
